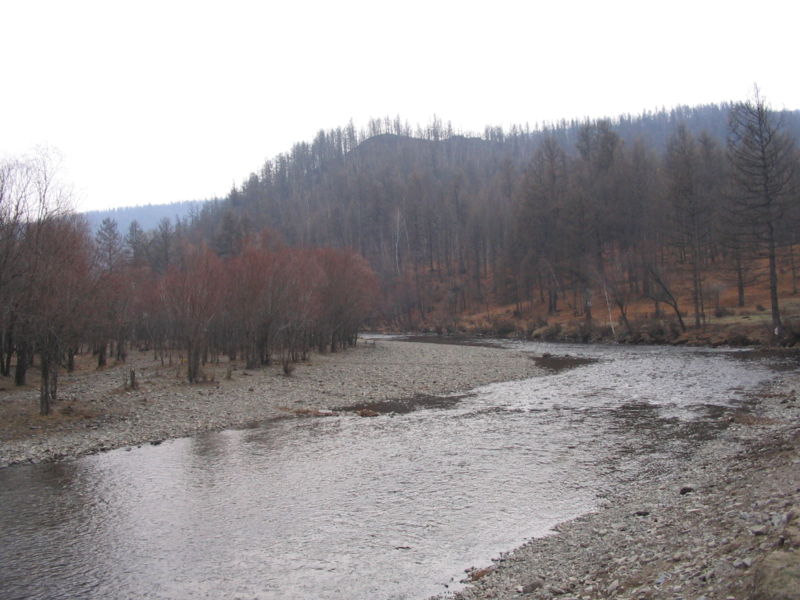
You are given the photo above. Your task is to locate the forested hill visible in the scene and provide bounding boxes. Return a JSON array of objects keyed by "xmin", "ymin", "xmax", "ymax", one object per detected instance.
[
  {"xmin": 189, "ymin": 104, "xmax": 800, "ymax": 262},
  {"xmin": 6, "ymin": 100, "xmax": 798, "ymax": 414},
  {"xmin": 183, "ymin": 102, "xmax": 800, "ymax": 332}
]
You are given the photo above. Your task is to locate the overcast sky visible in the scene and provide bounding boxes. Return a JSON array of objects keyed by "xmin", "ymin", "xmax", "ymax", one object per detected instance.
[{"xmin": 2, "ymin": 0, "xmax": 798, "ymax": 212}]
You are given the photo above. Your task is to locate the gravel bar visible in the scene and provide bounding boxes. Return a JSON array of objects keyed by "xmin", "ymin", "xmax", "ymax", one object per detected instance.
[{"xmin": 0, "ymin": 339, "xmax": 540, "ymax": 467}]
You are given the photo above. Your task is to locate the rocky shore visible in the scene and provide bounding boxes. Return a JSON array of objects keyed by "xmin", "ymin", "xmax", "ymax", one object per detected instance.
[
  {"xmin": 2, "ymin": 339, "xmax": 798, "ymax": 600},
  {"xmin": 0, "ymin": 339, "xmax": 540, "ymax": 467},
  {"xmin": 436, "ymin": 372, "xmax": 800, "ymax": 600}
]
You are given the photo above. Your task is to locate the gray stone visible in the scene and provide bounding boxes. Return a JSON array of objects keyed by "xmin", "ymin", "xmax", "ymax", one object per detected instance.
[{"xmin": 521, "ymin": 579, "xmax": 545, "ymax": 594}]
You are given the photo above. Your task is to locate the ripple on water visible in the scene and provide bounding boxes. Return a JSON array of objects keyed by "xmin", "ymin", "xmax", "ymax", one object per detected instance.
[{"xmin": 0, "ymin": 342, "xmax": 787, "ymax": 600}]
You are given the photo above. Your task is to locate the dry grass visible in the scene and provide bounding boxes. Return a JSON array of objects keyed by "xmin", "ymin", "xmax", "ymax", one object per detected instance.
[
  {"xmin": 0, "ymin": 393, "xmax": 103, "ymax": 442},
  {"xmin": 0, "ymin": 350, "xmax": 239, "ymax": 444},
  {"xmin": 447, "ymin": 255, "xmax": 800, "ymax": 343}
]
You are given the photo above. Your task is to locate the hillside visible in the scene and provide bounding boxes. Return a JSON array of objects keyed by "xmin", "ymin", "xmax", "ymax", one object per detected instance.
[
  {"xmin": 183, "ymin": 103, "xmax": 800, "ymax": 342},
  {"xmin": 84, "ymin": 102, "xmax": 800, "ymax": 345}
]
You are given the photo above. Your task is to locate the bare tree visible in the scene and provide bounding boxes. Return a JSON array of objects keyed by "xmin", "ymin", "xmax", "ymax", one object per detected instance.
[
  {"xmin": 26, "ymin": 216, "xmax": 92, "ymax": 414},
  {"xmin": 665, "ymin": 125, "xmax": 713, "ymax": 328},
  {"xmin": 6, "ymin": 150, "xmax": 87, "ymax": 414},
  {"xmin": 160, "ymin": 243, "xmax": 222, "ymax": 383},
  {"xmin": 0, "ymin": 158, "xmax": 32, "ymax": 377},
  {"xmin": 727, "ymin": 87, "xmax": 797, "ymax": 338}
]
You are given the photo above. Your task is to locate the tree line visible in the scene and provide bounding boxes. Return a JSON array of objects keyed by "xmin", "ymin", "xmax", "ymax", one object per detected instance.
[
  {"xmin": 0, "ymin": 153, "xmax": 378, "ymax": 415},
  {"xmin": 188, "ymin": 93, "xmax": 798, "ymax": 339}
]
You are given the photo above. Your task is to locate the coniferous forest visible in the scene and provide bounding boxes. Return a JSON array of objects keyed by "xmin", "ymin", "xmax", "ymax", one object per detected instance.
[
  {"xmin": 2, "ymin": 97, "xmax": 800, "ymax": 414},
  {"xmin": 192, "ymin": 100, "xmax": 800, "ymax": 336}
]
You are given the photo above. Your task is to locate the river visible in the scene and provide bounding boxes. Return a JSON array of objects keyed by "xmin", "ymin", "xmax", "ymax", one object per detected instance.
[{"xmin": 0, "ymin": 341, "xmax": 789, "ymax": 600}]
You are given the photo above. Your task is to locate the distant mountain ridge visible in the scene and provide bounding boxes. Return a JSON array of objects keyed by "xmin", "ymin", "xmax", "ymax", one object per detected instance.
[{"xmin": 83, "ymin": 200, "xmax": 209, "ymax": 233}]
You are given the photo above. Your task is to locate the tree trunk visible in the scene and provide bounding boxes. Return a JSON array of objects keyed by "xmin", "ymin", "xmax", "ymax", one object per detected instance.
[
  {"xmin": 40, "ymin": 354, "xmax": 50, "ymax": 415},
  {"xmin": 116, "ymin": 337, "xmax": 127, "ymax": 362},
  {"xmin": 15, "ymin": 342, "xmax": 29, "ymax": 386},
  {"xmin": 692, "ymin": 261, "xmax": 704, "ymax": 328},
  {"xmin": 583, "ymin": 286, "xmax": 593, "ymax": 326},
  {"xmin": 1, "ymin": 346, "xmax": 10, "ymax": 378},
  {"xmin": 97, "ymin": 343, "xmax": 107, "ymax": 368},
  {"xmin": 245, "ymin": 344, "xmax": 259, "ymax": 370},
  {"xmin": 50, "ymin": 366, "xmax": 58, "ymax": 404},
  {"xmin": 0, "ymin": 329, "xmax": 7, "ymax": 377},
  {"xmin": 187, "ymin": 342, "xmax": 202, "ymax": 383},
  {"xmin": 767, "ymin": 230, "xmax": 783, "ymax": 337},
  {"xmin": 668, "ymin": 300, "xmax": 686, "ymax": 332},
  {"xmin": 615, "ymin": 299, "xmax": 632, "ymax": 335},
  {"xmin": 735, "ymin": 254, "xmax": 745, "ymax": 307}
]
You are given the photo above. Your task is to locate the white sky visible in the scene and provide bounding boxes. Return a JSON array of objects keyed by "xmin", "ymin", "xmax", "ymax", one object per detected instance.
[{"xmin": 2, "ymin": 0, "xmax": 798, "ymax": 211}]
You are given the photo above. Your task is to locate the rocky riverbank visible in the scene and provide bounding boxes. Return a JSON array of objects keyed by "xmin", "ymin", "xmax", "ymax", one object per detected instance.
[
  {"xmin": 435, "ymin": 372, "xmax": 800, "ymax": 600},
  {"xmin": 0, "ymin": 339, "xmax": 540, "ymax": 467},
  {"xmin": 3, "ymin": 339, "xmax": 798, "ymax": 599}
]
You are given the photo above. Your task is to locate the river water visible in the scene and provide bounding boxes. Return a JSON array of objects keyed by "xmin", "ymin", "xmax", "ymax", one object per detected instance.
[{"xmin": 0, "ymin": 341, "xmax": 789, "ymax": 600}]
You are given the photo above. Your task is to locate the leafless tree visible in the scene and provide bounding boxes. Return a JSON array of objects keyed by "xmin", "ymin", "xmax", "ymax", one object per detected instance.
[{"xmin": 727, "ymin": 87, "xmax": 797, "ymax": 337}]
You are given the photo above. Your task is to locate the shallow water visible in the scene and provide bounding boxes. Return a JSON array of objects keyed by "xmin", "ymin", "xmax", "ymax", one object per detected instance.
[{"xmin": 0, "ymin": 342, "xmax": 787, "ymax": 600}]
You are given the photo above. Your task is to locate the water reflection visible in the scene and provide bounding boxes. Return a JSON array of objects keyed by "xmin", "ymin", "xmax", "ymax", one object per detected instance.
[{"xmin": 0, "ymin": 342, "xmax": 789, "ymax": 600}]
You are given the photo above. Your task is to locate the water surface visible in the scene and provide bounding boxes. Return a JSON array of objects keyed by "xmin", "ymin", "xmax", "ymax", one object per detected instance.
[{"xmin": 0, "ymin": 342, "xmax": 786, "ymax": 600}]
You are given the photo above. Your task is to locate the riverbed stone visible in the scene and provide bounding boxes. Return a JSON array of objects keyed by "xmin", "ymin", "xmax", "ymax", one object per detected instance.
[{"xmin": 520, "ymin": 578, "xmax": 545, "ymax": 593}]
